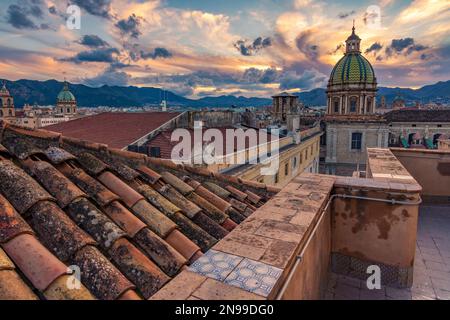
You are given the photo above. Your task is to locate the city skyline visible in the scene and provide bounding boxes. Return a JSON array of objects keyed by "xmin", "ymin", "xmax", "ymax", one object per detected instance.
[{"xmin": 0, "ymin": 0, "xmax": 449, "ymax": 98}]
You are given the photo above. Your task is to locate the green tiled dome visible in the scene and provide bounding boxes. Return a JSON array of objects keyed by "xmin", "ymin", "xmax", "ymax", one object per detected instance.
[
  {"xmin": 57, "ymin": 82, "xmax": 76, "ymax": 102},
  {"xmin": 330, "ymin": 53, "xmax": 376, "ymax": 85}
]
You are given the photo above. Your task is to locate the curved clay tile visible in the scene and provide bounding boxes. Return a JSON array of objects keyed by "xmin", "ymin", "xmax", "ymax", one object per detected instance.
[
  {"xmin": 188, "ymin": 182, "xmax": 231, "ymax": 212},
  {"xmin": 103, "ymin": 201, "xmax": 146, "ymax": 238},
  {"xmin": 221, "ymin": 218, "xmax": 238, "ymax": 232},
  {"xmin": 131, "ymin": 199, "xmax": 176, "ymax": 238},
  {"xmin": 96, "ymin": 155, "xmax": 140, "ymax": 181},
  {"xmin": 25, "ymin": 160, "xmax": 86, "ymax": 208},
  {"xmin": 66, "ymin": 198, "xmax": 126, "ymax": 249},
  {"xmin": 0, "ymin": 195, "xmax": 35, "ymax": 243},
  {"xmin": 43, "ymin": 275, "xmax": 95, "ymax": 300},
  {"xmin": 71, "ymin": 245, "xmax": 135, "ymax": 300},
  {"xmin": 133, "ymin": 228, "xmax": 186, "ymax": 277},
  {"xmin": 28, "ymin": 201, "xmax": 96, "ymax": 262},
  {"xmin": 98, "ymin": 171, "xmax": 144, "ymax": 207},
  {"xmin": 225, "ymin": 185, "xmax": 248, "ymax": 201},
  {"xmin": 136, "ymin": 165, "xmax": 161, "ymax": 184},
  {"xmin": 160, "ymin": 172, "xmax": 195, "ymax": 196},
  {"xmin": 76, "ymin": 152, "xmax": 109, "ymax": 176},
  {"xmin": 0, "ymin": 160, "xmax": 54, "ymax": 215},
  {"xmin": 192, "ymin": 212, "xmax": 229, "ymax": 240},
  {"xmin": 135, "ymin": 185, "xmax": 217, "ymax": 251},
  {"xmin": 2, "ymin": 234, "xmax": 68, "ymax": 291},
  {"xmin": 229, "ymin": 198, "xmax": 248, "ymax": 213},
  {"xmin": 0, "ymin": 247, "xmax": 14, "ymax": 270},
  {"xmin": 186, "ymin": 193, "xmax": 228, "ymax": 224},
  {"xmin": 203, "ymin": 182, "xmax": 231, "ymax": 199},
  {"xmin": 68, "ymin": 168, "xmax": 120, "ymax": 206},
  {"xmin": 117, "ymin": 289, "xmax": 142, "ymax": 300},
  {"xmin": 44, "ymin": 146, "xmax": 76, "ymax": 165},
  {"xmin": 157, "ymin": 184, "xmax": 201, "ymax": 218},
  {"xmin": 0, "ymin": 269, "xmax": 38, "ymax": 300},
  {"xmin": 226, "ymin": 207, "xmax": 246, "ymax": 223},
  {"xmin": 164, "ymin": 229, "xmax": 201, "ymax": 261},
  {"xmin": 245, "ymin": 190, "xmax": 262, "ymax": 205},
  {"xmin": 137, "ymin": 184, "xmax": 180, "ymax": 215},
  {"xmin": 108, "ymin": 238, "xmax": 170, "ymax": 299}
]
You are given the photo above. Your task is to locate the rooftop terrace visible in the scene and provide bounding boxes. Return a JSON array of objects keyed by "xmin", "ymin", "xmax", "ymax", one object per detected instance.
[{"xmin": 0, "ymin": 119, "xmax": 449, "ymax": 300}]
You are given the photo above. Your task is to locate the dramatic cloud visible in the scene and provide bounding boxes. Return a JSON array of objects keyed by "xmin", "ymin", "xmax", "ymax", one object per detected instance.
[
  {"xmin": 234, "ymin": 37, "xmax": 272, "ymax": 56},
  {"xmin": 61, "ymin": 48, "xmax": 120, "ymax": 64},
  {"xmin": 365, "ymin": 42, "xmax": 383, "ymax": 54},
  {"xmin": 279, "ymin": 69, "xmax": 327, "ymax": 91},
  {"xmin": 72, "ymin": 0, "xmax": 111, "ymax": 18},
  {"xmin": 385, "ymin": 38, "xmax": 428, "ymax": 57},
  {"xmin": 78, "ymin": 35, "xmax": 109, "ymax": 48},
  {"xmin": 6, "ymin": 2, "xmax": 45, "ymax": 30},
  {"xmin": 115, "ymin": 14, "xmax": 143, "ymax": 38},
  {"xmin": 242, "ymin": 68, "xmax": 278, "ymax": 84},
  {"xmin": 84, "ymin": 68, "xmax": 130, "ymax": 87},
  {"xmin": 295, "ymin": 31, "xmax": 319, "ymax": 60},
  {"xmin": 140, "ymin": 48, "xmax": 173, "ymax": 60},
  {"xmin": 338, "ymin": 11, "xmax": 355, "ymax": 19}
]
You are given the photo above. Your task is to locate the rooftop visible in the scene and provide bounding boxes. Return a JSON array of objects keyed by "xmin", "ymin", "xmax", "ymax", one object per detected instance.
[
  {"xmin": 0, "ymin": 120, "xmax": 279, "ymax": 300},
  {"xmin": 46, "ymin": 112, "xmax": 181, "ymax": 149}
]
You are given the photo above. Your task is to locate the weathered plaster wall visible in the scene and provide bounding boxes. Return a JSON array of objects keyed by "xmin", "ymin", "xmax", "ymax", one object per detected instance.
[{"xmin": 391, "ymin": 148, "xmax": 450, "ymax": 203}]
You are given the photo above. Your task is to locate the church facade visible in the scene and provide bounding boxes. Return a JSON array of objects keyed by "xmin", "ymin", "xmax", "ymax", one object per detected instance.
[{"xmin": 322, "ymin": 26, "xmax": 450, "ymax": 176}]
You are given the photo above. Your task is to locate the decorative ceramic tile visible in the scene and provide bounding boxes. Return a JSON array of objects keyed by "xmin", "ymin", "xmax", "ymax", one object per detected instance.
[
  {"xmin": 188, "ymin": 249, "xmax": 243, "ymax": 281},
  {"xmin": 224, "ymin": 258, "xmax": 283, "ymax": 297}
]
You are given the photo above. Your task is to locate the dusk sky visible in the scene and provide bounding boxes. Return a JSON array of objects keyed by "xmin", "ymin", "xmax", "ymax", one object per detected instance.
[{"xmin": 0, "ymin": 0, "xmax": 449, "ymax": 98}]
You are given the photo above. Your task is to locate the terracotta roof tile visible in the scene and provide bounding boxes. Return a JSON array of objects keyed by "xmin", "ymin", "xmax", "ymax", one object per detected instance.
[
  {"xmin": 71, "ymin": 245, "xmax": 135, "ymax": 300},
  {"xmin": 2, "ymin": 234, "xmax": 68, "ymax": 291},
  {"xmin": 0, "ymin": 123, "xmax": 278, "ymax": 299},
  {"xmin": 24, "ymin": 160, "xmax": 86, "ymax": 208},
  {"xmin": 66, "ymin": 166, "xmax": 120, "ymax": 206},
  {"xmin": 165, "ymin": 229, "xmax": 201, "ymax": 261},
  {"xmin": 225, "ymin": 185, "xmax": 248, "ymax": 201},
  {"xmin": 136, "ymin": 165, "xmax": 161, "ymax": 184},
  {"xmin": 98, "ymin": 171, "xmax": 144, "ymax": 207},
  {"xmin": 76, "ymin": 152, "xmax": 109, "ymax": 176},
  {"xmin": 0, "ymin": 269, "xmax": 38, "ymax": 300},
  {"xmin": 133, "ymin": 228, "xmax": 186, "ymax": 277},
  {"xmin": 0, "ymin": 247, "xmax": 14, "ymax": 270},
  {"xmin": 0, "ymin": 195, "xmax": 34, "ymax": 243},
  {"xmin": 44, "ymin": 147, "xmax": 76, "ymax": 165},
  {"xmin": 0, "ymin": 160, "xmax": 54, "ymax": 215},
  {"xmin": 161, "ymin": 171, "xmax": 195, "ymax": 195},
  {"xmin": 108, "ymin": 237, "xmax": 170, "ymax": 298},
  {"xmin": 131, "ymin": 199, "xmax": 177, "ymax": 238},
  {"xmin": 47, "ymin": 112, "xmax": 181, "ymax": 149},
  {"xmin": 43, "ymin": 275, "xmax": 95, "ymax": 300},
  {"xmin": 103, "ymin": 201, "xmax": 146, "ymax": 238},
  {"xmin": 66, "ymin": 198, "xmax": 126, "ymax": 249},
  {"xmin": 28, "ymin": 201, "xmax": 96, "ymax": 261}
]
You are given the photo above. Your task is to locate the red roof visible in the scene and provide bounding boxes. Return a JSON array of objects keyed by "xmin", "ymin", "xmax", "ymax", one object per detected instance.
[{"xmin": 46, "ymin": 112, "xmax": 181, "ymax": 149}]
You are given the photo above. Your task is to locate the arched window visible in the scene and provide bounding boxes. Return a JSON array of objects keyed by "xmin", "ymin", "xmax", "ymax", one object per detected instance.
[
  {"xmin": 0, "ymin": 99, "xmax": 3, "ymax": 107},
  {"xmin": 333, "ymin": 98, "xmax": 340, "ymax": 113},
  {"xmin": 350, "ymin": 97, "xmax": 358, "ymax": 113},
  {"xmin": 0, "ymin": 110, "xmax": 3, "ymax": 117},
  {"xmin": 6, "ymin": 98, "xmax": 11, "ymax": 106},
  {"xmin": 8, "ymin": 109, "xmax": 12, "ymax": 116},
  {"xmin": 366, "ymin": 97, "xmax": 372, "ymax": 113}
]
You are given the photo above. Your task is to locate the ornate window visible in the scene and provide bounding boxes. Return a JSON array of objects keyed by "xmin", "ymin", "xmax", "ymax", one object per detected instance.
[
  {"xmin": 351, "ymin": 132, "xmax": 362, "ymax": 150},
  {"xmin": 333, "ymin": 98, "xmax": 339, "ymax": 113},
  {"xmin": 366, "ymin": 97, "xmax": 372, "ymax": 113},
  {"xmin": 349, "ymin": 97, "xmax": 358, "ymax": 113}
]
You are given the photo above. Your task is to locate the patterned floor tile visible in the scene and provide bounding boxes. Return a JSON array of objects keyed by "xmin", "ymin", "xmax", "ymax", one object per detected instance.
[
  {"xmin": 188, "ymin": 249, "xmax": 243, "ymax": 281},
  {"xmin": 224, "ymin": 258, "xmax": 282, "ymax": 297}
]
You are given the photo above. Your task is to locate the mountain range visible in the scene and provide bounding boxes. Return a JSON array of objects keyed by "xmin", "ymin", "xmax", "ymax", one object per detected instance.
[{"xmin": 3, "ymin": 79, "xmax": 450, "ymax": 108}]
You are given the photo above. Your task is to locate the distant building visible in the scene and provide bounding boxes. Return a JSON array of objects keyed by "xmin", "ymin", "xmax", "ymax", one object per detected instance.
[
  {"xmin": 322, "ymin": 25, "xmax": 450, "ymax": 176},
  {"xmin": 0, "ymin": 81, "xmax": 15, "ymax": 121},
  {"xmin": 56, "ymin": 81, "xmax": 77, "ymax": 116}
]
